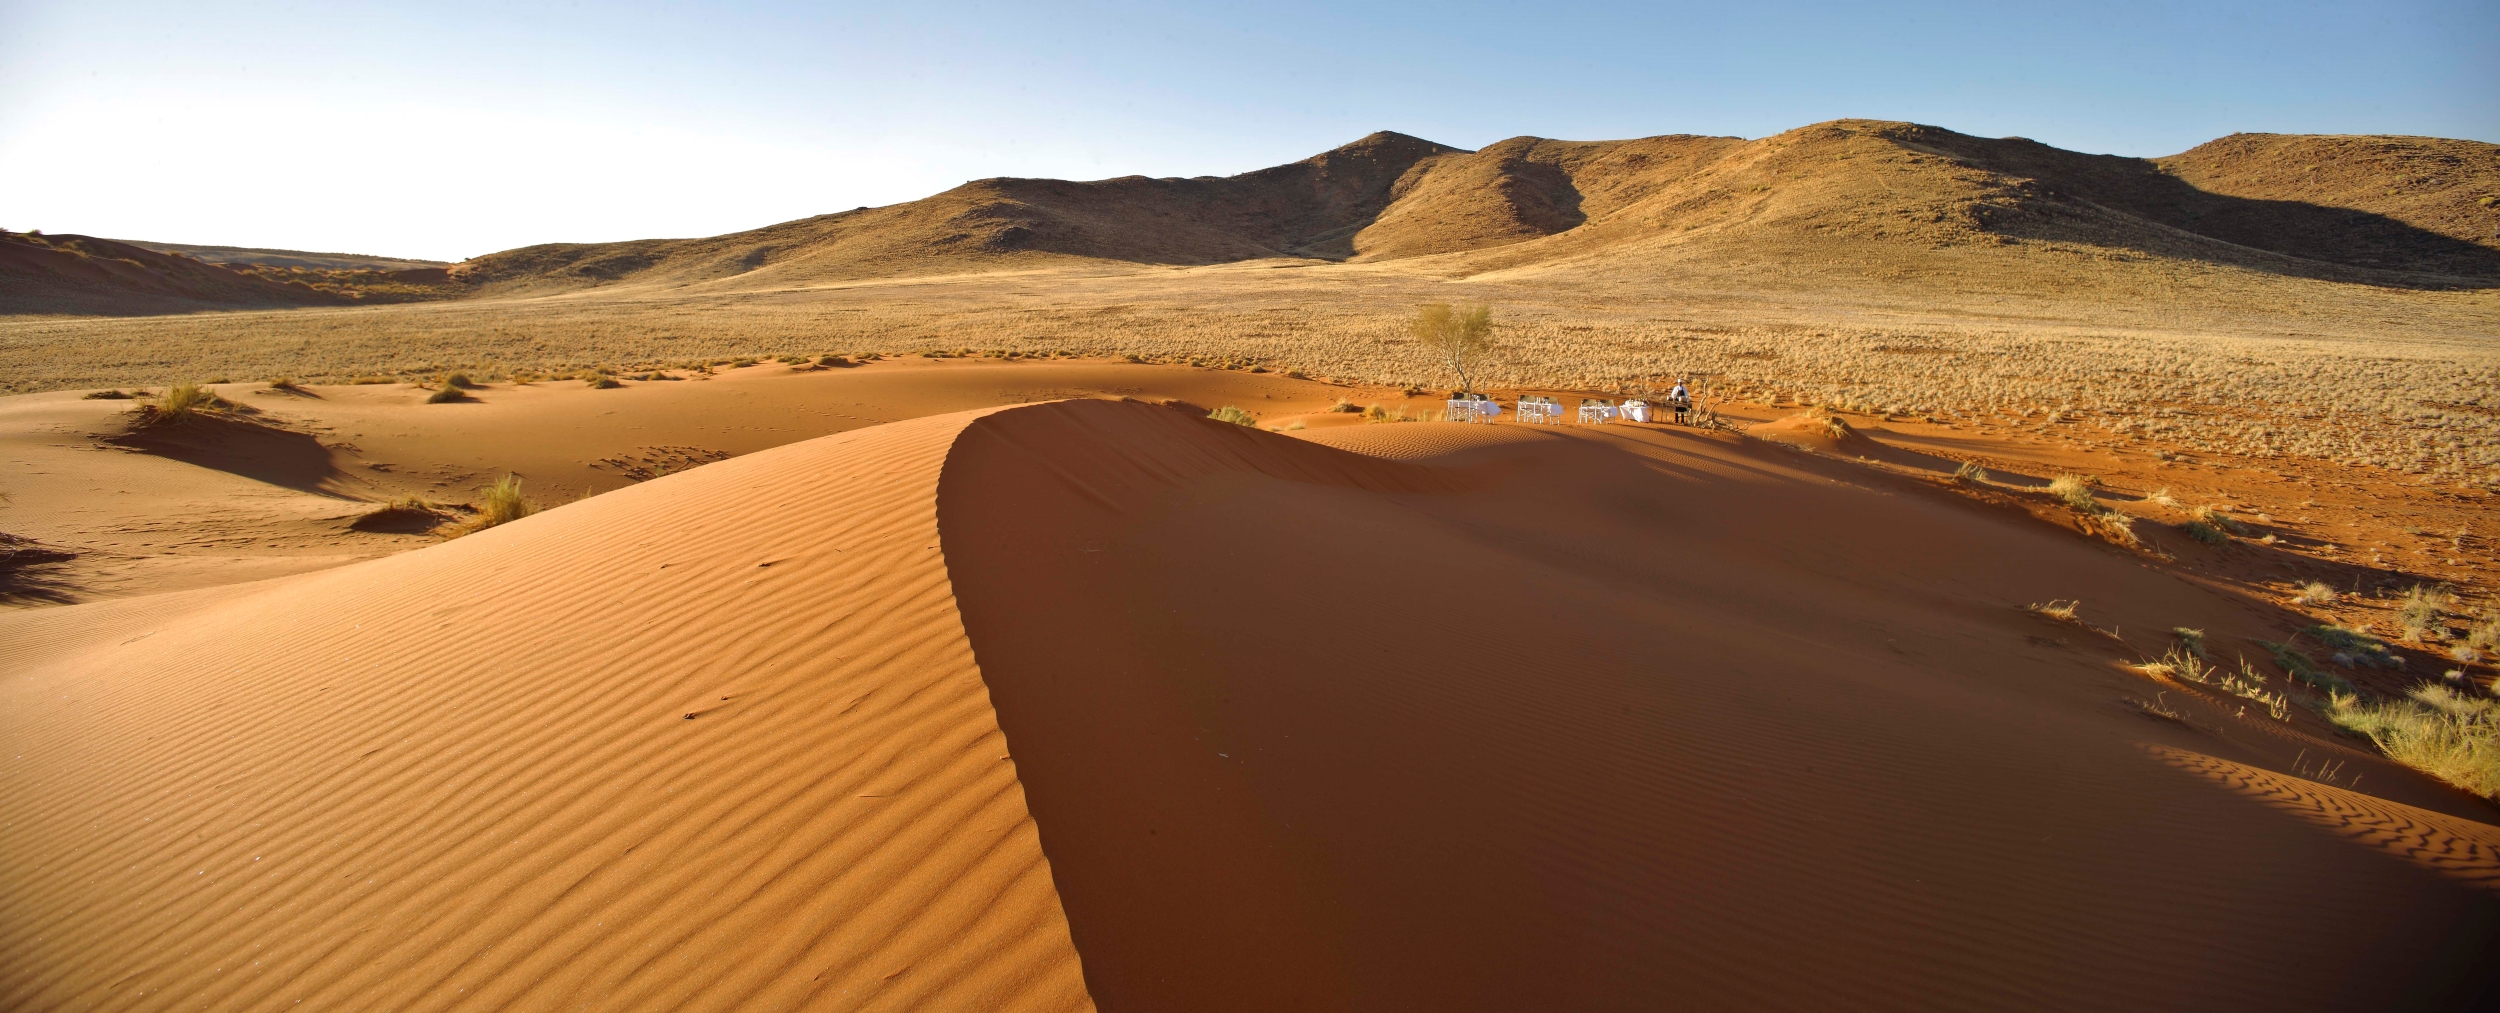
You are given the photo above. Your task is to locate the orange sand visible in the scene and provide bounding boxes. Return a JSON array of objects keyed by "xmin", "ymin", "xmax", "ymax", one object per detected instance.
[{"xmin": 5, "ymin": 398, "xmax": 2498, "ymax": 1011}]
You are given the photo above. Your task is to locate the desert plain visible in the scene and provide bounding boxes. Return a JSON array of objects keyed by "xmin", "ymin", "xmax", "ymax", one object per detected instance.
[{"xmin": 4, "ymin": 120, "xmax": 2500, "ymax": 1010}]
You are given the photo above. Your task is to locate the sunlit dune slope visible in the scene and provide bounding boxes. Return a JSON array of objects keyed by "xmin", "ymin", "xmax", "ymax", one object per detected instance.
[
  {"xmin": 9, "ymin": 399, "xmax": 2500, "ymax": 1012},
  {"xmin": 940, "ymin": 400, "xmax": 2500, "ymax": 1011},
  {"xmin": 0, "ymin": 407, "xmax": 1092, "ymax": 1013}
]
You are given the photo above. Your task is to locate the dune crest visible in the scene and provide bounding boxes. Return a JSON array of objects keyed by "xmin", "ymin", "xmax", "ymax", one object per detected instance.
[{"xmin": 0, "ymin": 407, "xmax": 1090, "ymax": 1013}]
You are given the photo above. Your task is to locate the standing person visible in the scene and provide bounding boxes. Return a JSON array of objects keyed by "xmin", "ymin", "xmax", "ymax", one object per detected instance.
[{"xmin": 1669, "ymin": 379, "xmax": 1691, "ymax": 424}]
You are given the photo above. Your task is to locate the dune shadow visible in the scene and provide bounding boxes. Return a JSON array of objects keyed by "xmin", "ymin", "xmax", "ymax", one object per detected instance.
[
  {"xmin": 102, "ymin": 412, "xmax": 356, "ymax": 497},
  {"xmin": 1, "ymin": 539, "xmax": 81, "ymax": 606}
]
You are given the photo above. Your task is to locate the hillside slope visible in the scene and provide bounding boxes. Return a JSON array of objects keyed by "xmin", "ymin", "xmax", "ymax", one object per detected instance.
[
  {"xmin": 0, "ymin": 232, "xmax": 352, "ymax": 314},
  {"xmin": 446, "ymin": 120, "xmax": 2500, "ymax": 293}
]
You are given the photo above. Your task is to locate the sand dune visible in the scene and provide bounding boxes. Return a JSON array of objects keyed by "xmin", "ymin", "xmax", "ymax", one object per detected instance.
[
  {"xmin": 7, "ymin": 398, "xmax": 2498, "ymax": 1011},
  {"xmin": 0, "ymin": 407, "xmax": 1089, "ymax": 1012}
]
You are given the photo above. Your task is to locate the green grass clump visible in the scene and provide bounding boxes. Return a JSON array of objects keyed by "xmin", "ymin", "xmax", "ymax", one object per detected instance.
[
  {"xmin": 2258, "ymin": 639, "xmax": 2354, "ymax": 694},
  {"xmin": 2311, "ymin": 624, "xmax": 2403, "ymax": 669},
  {"xmin": 2328, "ymin": 684, "xmax": 2500, "ymax": 798},
  {"xmin": 1207, "ymin": 405, "xmax": 1257, "ymax": 426}
]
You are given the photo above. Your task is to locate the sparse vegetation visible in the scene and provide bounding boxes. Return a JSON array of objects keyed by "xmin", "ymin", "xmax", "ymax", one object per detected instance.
[
  {"xmin": 453, "ymin": 475, "xmax": 538, "ymax": 535},
  {"xmin": 1327, "ymin": 398, "xmax": 1361, "ymax": 413},
  {"xmin": 2293, "ymin": 581, "xmax": 2338, "ymax": 606},
  {"xmin": 2311, "ymin": 624, "xmax": 2404, "ymax": 670},
  {"xmin": 2259, "ymin": 638, "xmax": 2355, "ymax": 694},
  {"xmin": 2326, "ymin": 684, "xmax": 2500, "ymax": 798},
  {"xmin": 2047, "ymin": 474, "xmax": 2097, "ymax": 512},
  {"xmin": 2172, "ymin": 627, "xmax": 2206, "ymax": 659},
  {"xmin": 1951, "ymin": 461, "xmax": 1988, "ymax": 485},
  {"xmin": 2397, "ymin": 584, "xmax": 2456, "ymax": 642},
  {"xmin": 81, "ymin": 389, "xmax": 138, "ymax": 399},
  {"xmin": 2026, "ymin": 599, "xmax": 2079, "ymax": 623},
  {"xmin": 426, "ymin": 387, "xmax": 472, "ymax": 404},
  {"xmin": 586, "ymin": 376, "xmax": 624, "ymax": 389},
  {"xmin": 1207, "ymin": 405, "xmax": 1257, "ymax": 426},
  {"xmin": 1409, "ymin": 303, "xmax": 1495, "ymax": 394}
]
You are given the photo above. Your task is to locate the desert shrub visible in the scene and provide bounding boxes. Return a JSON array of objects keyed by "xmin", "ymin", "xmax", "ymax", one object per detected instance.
[
  {"xmin": 454, "ymin": 475, "xmax": 537, "ymax": 534},
  {"xmin": 818, "ymin": 354, "xmax": 853, "ymax": 367},
  {"xmin": 1952, "ymin": 461, "xmax": 1988, "ymax": 485},
  {"xmin": 2182, "ymin": 519, "xmax": 2229, "ymax": 545},
  {"xmin": 1207, "ymin": 405, "xmax": 1257, "ymax": 426},
  {"xmin": 1282, "ymin": 421, "xmax": 1308, "ymax": 431},
  {"xmin": 2188, "ymin": 503, "xmax": 2244, "ymax": 535},
  {"xmin": 267, "ymin": 377, "xmax": 307, "ymax": 393},
  {"xmin": 1328, "ymin": 398, "xmax": 1362, "ymax": 413},
  {"xmin": 2259, "ymin": 639, "xmax": 2354, "ymax": 694},
  {"xmin": 2397, "ymin": 584, "xmax": 2456, "ymax": 642},
  {"xmin": 2146, "ymin": 487, "xmax": 2182, "ymax": 508},
  {"xmin": 2293, "ymin": 581, "xmax": 2337, "ymax": 606},
  {"xmin": 2327, "ymin": 684, "xmax": 2500, "ymax": 798},
  {"xmin": 349, "ymin": 376, "xmax": 395, "ymax": 385},
  {"xmin": 426, "ymin": 387, "xmax": 471, "ymax": 404},
  {"xmin": 587, "ymin": 376, "xmax": 624, "ymax": 389},
  {"xmin": 439, "ymin": 373, "xmax": 478, "ymax": 389},
  {"xmin": 2469, "ymin": 611, "xmax": 2500, "ymax": 652},
  {"xmin": 2312, "ymin": 624, "xmax": 2403, "ymax": 669},
  {"xmin": 82, "ymin": 389, "xmax": 135, "ymax": 400},
  {"xmin": 2047, "ymin": 474, "xmax": 2098, "ymax": 512},
  {"xmin": 2172, "ymin": 627, "xmax": 2207, "ymax": 659},
  {"xmin": 137, "ymin": 382, "xmax": 224, "ymax": 425}
]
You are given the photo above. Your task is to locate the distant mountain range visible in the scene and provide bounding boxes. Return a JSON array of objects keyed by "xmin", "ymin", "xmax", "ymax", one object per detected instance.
[{"xmin": 8, "ymin": 119, "xmax": 2494, "ymax": 314}]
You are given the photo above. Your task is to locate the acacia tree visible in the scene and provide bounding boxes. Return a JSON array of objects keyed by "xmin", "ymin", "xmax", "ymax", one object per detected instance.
[{"xmin": 1411, "ymin": 303, "xmax": 1494, "ymax": 394}]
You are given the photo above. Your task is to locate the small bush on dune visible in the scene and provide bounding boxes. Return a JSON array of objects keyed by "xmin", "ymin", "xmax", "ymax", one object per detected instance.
[
  {"xmin": 2311, "ymin": 624, "xmax": 2403, "ymax": 670},
  {"xmin": 134, "ymin": 382, "xmax": 224, "ymax": 425},
  {"xmin": 1328, "ymin": 398, "xmax": 1362, "ymax": 413},
  {"xmin": 440, "ymin": 373, "xmax": 479, "ymax": 389},
  {"xmin": 1207, "ymin": 405, "xmax": 1257, "ymax": 426},
  {"xmin": 453, "ymin": 475, "xmax": 538, "ymax": 535},
  {"xmin": 1951, "ymin": 460, "xmax": 1988, "ymax": 485},
  {"xmin": 2188, "ymin": 503, "xmax": 2243, "ymax": 535},
  {"xmin": 82, "ymin": 389, "xmax": 137, "ymax": 400},
  {"xmin": 587, "ymin": 376, "xmax": 624, "ymax": 389},
  {"xmin": 2294, "ymin": 581, "xmax": 2338, "ymax": 606},
  {"xmin": 2398, "ymin": 584, "xmax": 2456, "ymax": 643},
  {"xmin": 2146, "ymin": 487, "xmax": 2182, "ymax": 509},
  {"xmin": 2172, "ymin": 627, "xmax": 2207, "ymax": 659},
  {"xmin": 2260, "ymin": 638, "xmax": 2355, "ymax": 693},
  {"xmin": 2047, "ymin": 474, "xmax": 2098, "ymax": 513},
  {"xmin": 2328, "ymin": 684, "xmax": 2500, "ymax": 798},
  {"xmin": 426, "ymin": 387, "xmax": 472, "ymax": 404},
  {"xmin": 266, "ymin": 377, "xmax": 309, "ymax": 393}
]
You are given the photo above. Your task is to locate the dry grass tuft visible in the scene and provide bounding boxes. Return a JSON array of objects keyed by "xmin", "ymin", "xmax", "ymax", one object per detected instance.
[
  {"xmin": 1207, "ymin": 405, "xmax": 1257, "ymax": 427},
  {"xmin": 2047, "ymin": 474, "xmax": 2098, "ymax": 513},
  {"xmin": 2398, "ymin": 584, "xmax": 2457, "ymax": 643},
  {"xmin": 586, "ymin": 375, "xmax": 624, "ymax": 389},
  {"xmin": 452, "ymin": 475, "xmax": 538, "ymax": 535},
  {"xmin": 426, "ymin": 386, "xmax": 472, "ymax": 404},
  {"xmin": 2293, "ymin": 581, "xmax": 2338, "ymax": 606},
  {"xmin": 2328, "ymin": 684, "xmax": 2500, "ymax": 798},
  {"xmin": 1951, "ymin": 460, "xmax": 1989, "ymax": 485}
]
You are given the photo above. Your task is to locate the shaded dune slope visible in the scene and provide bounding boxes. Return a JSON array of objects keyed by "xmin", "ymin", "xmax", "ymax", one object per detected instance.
[
  {"xmin": 9, "ymin": 399, "xmax": 2500, "ymax": 1012},
  {"xmin": 0, "ymin": 408, "xmax": 1091, "ymax": 1013},
  {"xmin": 940, "ymin": 400, "xmax": 2500, "ymax": 1011}
]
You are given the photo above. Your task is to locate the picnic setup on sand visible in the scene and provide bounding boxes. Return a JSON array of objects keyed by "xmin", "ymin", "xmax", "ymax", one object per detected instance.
[{"xmin": 1450, "ymin": 381, "xmax": 1703, "ymax": 427}]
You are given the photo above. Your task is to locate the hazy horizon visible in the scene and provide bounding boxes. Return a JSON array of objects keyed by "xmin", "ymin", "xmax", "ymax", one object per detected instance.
[{"xmin": 5, "ymin": 0, "xmax": 2494, "ymax": 262}]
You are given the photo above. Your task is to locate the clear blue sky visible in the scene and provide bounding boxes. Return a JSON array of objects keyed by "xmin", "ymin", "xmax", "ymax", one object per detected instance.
[{"xmin": 4, "ymin": 1, "xmax": 2493, "ymax": 262}]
